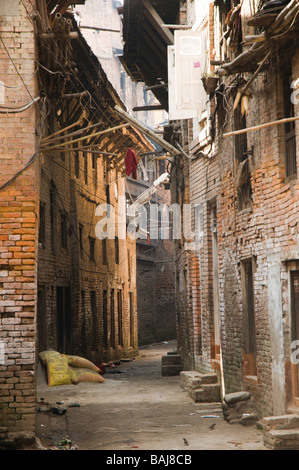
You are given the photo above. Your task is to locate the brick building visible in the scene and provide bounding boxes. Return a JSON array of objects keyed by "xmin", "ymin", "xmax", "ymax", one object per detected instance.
[
  {"xmin": 0, "ymin": 0, "xmax": 154, "ymax": 448},
  {"xmin": 0, "ymin": 0, "xmax": 39, "ymax": 449},
  {"xmin": 127, "ymin": 157, "xmax": 176, "ymax": 346},
  {"xmin": 212, "ymin": 0, "xmax": 299, "ymax": 418},
  {"xmin": 120, "ymin": 0, "xmax": 299, "ymax": 428},
  {"xmin": 76, "ymin": 0, "xmax": 177, "ymax": 347}
]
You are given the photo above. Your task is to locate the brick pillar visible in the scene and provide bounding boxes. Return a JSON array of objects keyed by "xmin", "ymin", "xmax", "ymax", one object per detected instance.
[{"xmin": 0, "ymin": 0, "xmax": 38, "ymax": 448}]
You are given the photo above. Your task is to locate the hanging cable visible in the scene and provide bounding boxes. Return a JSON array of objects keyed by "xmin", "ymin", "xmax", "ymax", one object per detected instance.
[
  {"xmin": 0, "ymin": 96, "xmax": 40, "ymax": 113},
  {"xmin": 0, "ymin": 36, "xmax": 35, "ymax": 102},
  {"xmin": 0, "ymin": 97, "xmax": 46, "ymax": 191}
]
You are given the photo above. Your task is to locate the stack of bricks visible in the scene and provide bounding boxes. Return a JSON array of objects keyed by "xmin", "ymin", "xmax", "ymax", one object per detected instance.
[{"xmin": 0, "ymin": 0, "xmax": 37, "ymax": 448}]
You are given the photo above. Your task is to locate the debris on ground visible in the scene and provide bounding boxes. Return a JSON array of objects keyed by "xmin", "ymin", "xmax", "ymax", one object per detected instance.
[
  {"xmin": 36, "ymin": 436, "xmax": 78, "ymax": 451},
  {"xmin": 105, "ymin": 369, "xmax": 128, "ymax": 374},
  {"xmin": 37, "ymin": 399, "xmax": 80, "ymax": 415},
  {"xmin": 200, "ymin": 415, "xmax": 220, "ymax": 418}
]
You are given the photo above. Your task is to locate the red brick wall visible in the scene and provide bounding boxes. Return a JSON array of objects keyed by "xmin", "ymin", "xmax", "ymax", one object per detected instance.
[
  {"xmin": 216, "ymin": 43, "xmax": 299, "ymax": 416},
  {"xmin": 0, "ymin": 0, "xmax": 38, "ymax": 448},
  {"xmin": 172, "ymin": 0, "xmax": 299, "ymax": 417}
]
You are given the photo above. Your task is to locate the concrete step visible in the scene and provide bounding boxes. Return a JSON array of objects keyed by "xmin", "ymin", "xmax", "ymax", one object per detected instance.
[
  {"xmin": 192, "ymin": 383, "xmax": 221, "ymax": 403},
  {"xmin": 161, "ymin": 364, "xmax": 183, "ymax": 376},
  {"xmin": 162, "ymin": 354, "xmax": 181, "ymax": 366}
]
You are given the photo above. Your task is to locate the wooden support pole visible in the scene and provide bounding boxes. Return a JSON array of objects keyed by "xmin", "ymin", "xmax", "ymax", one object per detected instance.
[
  {"xmin": 114, "ymin": 105, "xmax": 181, "ymax": 156},
  {"xmin": 145, "ymin": 83, "xmax": 168, "ymax": 90},
  {"xmin": 42, "ymin": 119, "xmax": 83, "ymax": 143},
  {"xmin": 41, "ymin": 31, "xmax": 79, "ymax": 39},
  {"xmin": 41, "ymin": 147, "xmax": 119, "ymax": 156},
  {"xmin": 80, "ymin": 25, "xmax": 121, "ymax": 33},
  {"xmin": 132, "ymin": 105, "xmax": 165, "ymax": 111},
  {"xmin": 161, "ymin": 24, "xmax": 192, "ymax": 29},
  {"xmin": 42, "ymin": 120, "xmax": 104, "ymax": 145},
  {"xmin": 243, "ymin": 34, "xmax": 266, "ymax": 44},
  {"xmin": 41, "ymin": 122, "xmax": 131, "ymax": 151},
  {"xmin": 62, "ymin": 91, "xmax": 90, "ymax": 99},
  {"xmin": 142, "ymin": 0, "xmax": 174, "ymax": 45},
  {"xmin": 223, "ymin": 116, "xmax": 299, "ymax": 137}
]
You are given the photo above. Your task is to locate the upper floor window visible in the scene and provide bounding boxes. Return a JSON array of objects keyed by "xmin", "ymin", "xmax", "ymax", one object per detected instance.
[
  {"xmin": 39, "ymin": 204, "xmax": 46, "ymax": 247},
  {"xmin": 234, "ymin": 102, "xmax": 252, "ymax": 211},
  {"xmin": 61, "ymin": 213, "xmax": 68, "ymax": 250},
  {"xmin": 89, "ymin": 236, "xmax": 95, "ymax": 262},
  {"xmin": 283, "ymin": 68, "xmax": 297, "ymax": 178}
]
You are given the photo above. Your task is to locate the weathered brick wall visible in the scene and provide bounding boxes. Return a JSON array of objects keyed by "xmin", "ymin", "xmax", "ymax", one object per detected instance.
[
  {"xmin": 216, "ymin": 30, "xmax": 299, "ymax": 416},
  {"xmin": 137, "ymin": 238, "xmax": 176, "ymax": 346},
  {"xmin": 155, "ymin": 237, "xmax": 176, "ymax": 343},
  {"xmin": 0, "ymin": 0, "xmax": 38, "ymax": 448},
  {"xmin": 189, "ymin": 149, "xmax": 220, "ymax": 375},
  {"xmin": 38, "ymin": 143, "xmax": 139, "ymax": 363},
  {"xmin": 175, "ymin": 0, "xmax": 299, "ymax": 417},
  {"xmin": 170, "ymin": 117, "xmax": 197, "ymax": 370}
]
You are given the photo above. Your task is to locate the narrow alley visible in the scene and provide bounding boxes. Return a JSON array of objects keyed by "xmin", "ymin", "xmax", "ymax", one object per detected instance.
[
  {"xmin": 2, "ymin": 0, "xmax": 299, "ymax": 453},
  {"xmin": 35, "ymin": 341, "xmax": 265, "ymax": 451}
]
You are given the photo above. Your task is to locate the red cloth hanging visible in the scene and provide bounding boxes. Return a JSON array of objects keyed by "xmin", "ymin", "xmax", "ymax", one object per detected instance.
[{"xmin": 125, "ymin": 148, "xmax": 138, "ymax": 180}]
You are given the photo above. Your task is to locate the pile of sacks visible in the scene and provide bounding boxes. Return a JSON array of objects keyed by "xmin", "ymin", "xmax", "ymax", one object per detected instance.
[{"xmin": 39, "ymin": 350, "xmax": 105, "ymax": 387}]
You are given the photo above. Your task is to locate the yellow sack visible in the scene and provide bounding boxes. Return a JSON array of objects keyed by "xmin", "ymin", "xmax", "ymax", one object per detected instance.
[
  {"xmin": 39, "ymin": 350, "xmax": 72, "ymax": 387},
  {"xmin": 66, "ymin": 355, "xmax": 100, "ymax": 372},
  {"xmin": 68, "ymin": 366, "xmax": 105, "ymax": 384}
]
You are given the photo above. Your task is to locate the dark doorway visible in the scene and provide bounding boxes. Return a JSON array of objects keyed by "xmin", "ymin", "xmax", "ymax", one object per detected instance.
[
  {"xmin": 117, "ymin": 290, "xmax": 123, "ymax": 347},
  {"xmin": 129, "ymin": 292, "xmax": 134, "ymax": 347},
  {"xmin": 90, "ymin": 291, "xmax": 98, "ymax": 351},
  {"xmin": 37, "ymin": 286, "xmax": 47, "ymax": 353},
  {"xmin": 56, "ymin": 286, "xmax": 72, "ymax": 354},
  {"xmin": 241, "ymin": 258, "xmax": 257, "ymax": 376},
  {"xmin": 291, "ymin": 270, "xmax": 299, "ymax": 405},
  {"xmin": 103, "ymin": 290, "xmax": 108, "ymax": 349},
  {"xmin": 110, "ymin": 289, "xmax": 115, "ymax": 349}
]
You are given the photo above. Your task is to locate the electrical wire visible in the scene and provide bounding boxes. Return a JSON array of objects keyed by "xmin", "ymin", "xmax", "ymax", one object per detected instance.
[
  {"xmin": 21, "ymin": 0, "xmax": 153, "ymax": 156},
  {"xmin": 0, "ymin": 36, "xmax": 35, "ymax": 102},
  {"xmin": 0, "ymin": 151, "xmax": 39, "ymax": 191},
  {"xmin": 0, "ymin": 97, "xmax": 47, "ymax": 191},
  {"xmin": 0, "ymin": 67, "xmax": 38, "ymax": 88},
  {"xmin": 0, "ymin": 96, "xmax": 40, "ymax": 113}
]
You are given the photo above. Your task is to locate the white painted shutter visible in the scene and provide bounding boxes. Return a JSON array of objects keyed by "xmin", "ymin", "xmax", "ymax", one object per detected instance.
[
  {"xmin": 174, "ymin": 30, "xmax": 207, "ymax": 117},
  {"xmin": 167, "ymin": 45, "xmax": 197, "ymax": 120}
]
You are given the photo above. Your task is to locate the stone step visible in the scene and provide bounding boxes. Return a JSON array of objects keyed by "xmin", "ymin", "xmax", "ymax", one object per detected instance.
[
  {"xmin": 262, "ymin": 414, "xmax": 299, "ymax": 431},
  {"xmin": 161, "ymin": 364, "xmax": 183, "ymax": 376},
  {"xmin": 192, "ymin": 383, "xmax": 221, "ymax": 403},
  {"xmin": 264, "ymin": 429, "xmax": 299, "ymax": 450},
  {"xmin": 180, "ymin": 371, "xmax": 218, "ymax": 391},
  {"xmin": 262, "ymin": 414, "xmax": 299, "ymax": 449},
  {"xmin": 161, "ymin": 354, "xmax": 181, "ymax": 366}
]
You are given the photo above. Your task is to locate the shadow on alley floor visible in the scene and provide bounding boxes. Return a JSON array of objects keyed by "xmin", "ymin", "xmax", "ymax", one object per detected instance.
[{"xmin": 35, "ymin": 340, "xmax": 266, "ymax": 451}]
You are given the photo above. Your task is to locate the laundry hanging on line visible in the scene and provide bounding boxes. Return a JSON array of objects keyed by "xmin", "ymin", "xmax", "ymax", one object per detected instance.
[{"xmin": 125, "ymin": 148, "xmax": 138, "ymax": 180}]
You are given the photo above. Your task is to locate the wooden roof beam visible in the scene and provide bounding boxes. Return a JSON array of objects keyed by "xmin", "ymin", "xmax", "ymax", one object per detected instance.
[
  {"xmin": 142, "ymin": 0, "xmax": 174, "ymax": 46},
  {"xmin": 142, "ymin": 23, "xmax": 167, "ymax": 63},
  {"xmin": 114, "ymin": 105, "xmax": 181, "ymax": 156}
]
